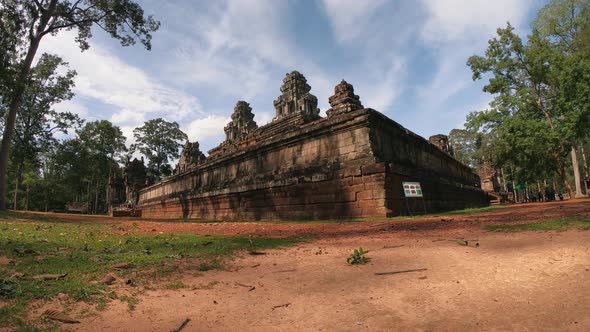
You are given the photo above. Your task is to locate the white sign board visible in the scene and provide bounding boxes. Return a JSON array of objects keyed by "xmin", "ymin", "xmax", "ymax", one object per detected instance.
[{"xmin": 403, "ymin": 182, "xmax": 423, "ymax": 197}]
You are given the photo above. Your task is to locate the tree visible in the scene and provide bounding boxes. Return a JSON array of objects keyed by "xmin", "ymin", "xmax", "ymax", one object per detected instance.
[
  {"xmin": 0, "ymin": 0, "xmax": 160, "ymax": 209},
  {"xmin": 448, "ymin": 128, "xmax": 481, "ymax": 169},
  {"xmin": 466, "ymin": 23, "xmax": 590, "ymax": 198},
  {"xmin": 132, "ymin": 118, "xmax": 188, "ymax": 180},
  {"xmin": 0, "ymin": 53, "xmax": 81, "ymax": 209},
  {"xmin": 78, "ymin": 120, "xmax": 127, "ymax": 162},
  {"xmin": 77, "ymin": 120, "xmax": 127, "ymax": 213},
  {"xmin": 533, "ymin": 0, "xmax": 590, "ymax": 197}
]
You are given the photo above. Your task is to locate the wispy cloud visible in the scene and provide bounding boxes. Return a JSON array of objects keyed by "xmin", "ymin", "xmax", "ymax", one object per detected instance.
[
  {"xmin": 419, "ymin": 0, "xmax": 535, "ymax": 44},
  {"xmin": 320, "ymin": 0, "xmax": 387, "ymax": 43}
]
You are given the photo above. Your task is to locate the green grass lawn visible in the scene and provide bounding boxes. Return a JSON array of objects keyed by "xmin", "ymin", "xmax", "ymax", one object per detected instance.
[
  {"xmin": 483, "ymin": 216, "xmax": 590, "ymax": 232},
  {"xmin": 0, "ymin": 212, "xmax": 305, "ymax": 328}
]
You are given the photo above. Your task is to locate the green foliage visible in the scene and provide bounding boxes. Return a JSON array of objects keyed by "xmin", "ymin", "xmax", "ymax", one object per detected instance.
[
  {"xmin": 131, "ymin": 118, "xmax": 188, "ymax": 180},
  {"xmin": 448, "ymin": 128, "xmax": 482, "ymax": 169},
  {"xmin": 347, "ymin": 247, "xmax": 370, "ymax": 265},
  {"xmin": 465, "ymin": 3, "xmax": 590, "ymax": 194},
  {"xmin": 2, "ymin": 53, "xmax": 81, "ymax": 211},
  {"xmin": 0, "ymin": 211, "xmax": 304, "ymax": 326},
  {"xmin": 0, "ymin": 0, "xmax": 160, "ymax": 209},
  {"xmin": 77, "ymin": 120, "xmax": 127, "ymax": 162},
  {"xmin": 483, "ymin": 216, "xmax": 590, "ymax": 232}
]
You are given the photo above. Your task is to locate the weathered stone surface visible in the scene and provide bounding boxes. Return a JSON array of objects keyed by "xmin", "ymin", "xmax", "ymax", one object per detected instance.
[
  {"xmin": 123, "ymin": 157, "xmax": 147, "ymax": 206},
  {"xmin": 225, "ymin": 101, "xmax": 258, "ymax": 142},
  {"xmin": 428, "ymin": 134, "xmax": 454, "ymax": 156},
  {"xmin": 137, "ymin": 76, "xmax": 487, "ymax": 220},
  {"xmin": 273, "ymin": 71, "xmax": 320, "ymax": 122},
  {"xmin": 326, "ymin": 80, "xmax": 363, "ymax": 117},
  {"xmin": 478, "ymin": 159, "xmax": 501, "ymax": 193},
  {"xmin": 174, "ymin": 141, "xmax": 206, "ymax": 174}
]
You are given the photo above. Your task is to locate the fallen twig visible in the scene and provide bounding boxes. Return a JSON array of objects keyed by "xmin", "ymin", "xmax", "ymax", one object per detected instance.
[
  {"xmin": 273, "ymin": 269, "xmax": 296, "ymax": 273},
  {"xmin": 112, "ymin": 262, "xmax": 133, "ymax": 270},
  {"xmin": 370, "ymin": 222, "xmax": 390, "ymax": 227},
  {"xmin": 375, "ymin": 268, "xmax": 427, "ymax": 276},
  {"xmin": 248, "ymin": 251, "xmax": 267, "ymax": 255},
  {"xmin": 43, "ymin": 310, "xmax": 80, "ymax": 324},
  {"xmin": 33, "ymin": 273, "xmax": 66, "ymax": 280},
  {"xmin": 236, "ymin": 283, "xmax": 256, "ymax": 291},
  {"xmin": 251, "ymin": 263, "xmax": 260, "ymax": 268},
  {"xmin": 382, "ymin": 245, "xmax": 404, "ymax": 249},
  {"xmin": 172, "ymin": 318, "xmax": 190, "ymax": 332},
  {"xmin": 272, "ymin": 303, "xmax": 291, "ymax": 310}
]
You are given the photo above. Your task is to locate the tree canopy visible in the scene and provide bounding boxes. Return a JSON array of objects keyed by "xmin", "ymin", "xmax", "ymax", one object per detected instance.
[
  {"xmin": 131, "ymin": 118, "xmax": 188, "ymax": 180},
  {"xmin": 0, "ymin": 0, "xmax": 160, "ymax": 209},
  {"xmin": 463, "ymin": 0, "xmax": 590, "ymax": 196}
]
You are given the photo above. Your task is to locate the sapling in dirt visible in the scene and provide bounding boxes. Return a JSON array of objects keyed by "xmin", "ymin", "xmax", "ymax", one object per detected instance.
[{"xmin": 347, "ymin": 247, "xmax": 370, "ymax": 265}]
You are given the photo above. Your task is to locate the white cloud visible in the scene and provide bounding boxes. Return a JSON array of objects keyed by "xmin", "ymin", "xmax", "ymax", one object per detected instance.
[
  {"xmin": 360, "ymin": 57, "xmax": 406, "ymax": 112},
  {"xmin": 51, "ymin": 100, "xmax": 90, "ymax": 119},
  {"xmin": 40, "ymin": 31, "xmax": 202, "ymax": 130},
  {"xmin": 320, "ymin": 0, "xmax": 387, "ymax": 43},
  {"xmin": 419, "ymin": 0, "xmax": 534, "ymax": 44},
  {"xmin": 184, "ymin": 115, "xmax": 230, "ymax": 145},
  {"xmin": 164, "ymin": 0, "xmax": 299, "ymax": 100},
  {"xmin": 110, "ymin": 109, "xmax": 146, "ymax": 126}
]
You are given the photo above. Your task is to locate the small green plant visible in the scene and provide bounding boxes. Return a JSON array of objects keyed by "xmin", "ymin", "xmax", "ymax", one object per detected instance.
[
  {"xmin": 164, "ymin": 281, "xmax": 187, "ymax": 289},
  {"xmin": 347, "ymin": 247, "xmax": 370, "ymax": 265}
]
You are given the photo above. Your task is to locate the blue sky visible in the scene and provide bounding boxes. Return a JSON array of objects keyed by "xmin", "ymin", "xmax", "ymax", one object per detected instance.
[{"xmin": 41, "ymin": 0, "xmax": 548, "ymax": 154}]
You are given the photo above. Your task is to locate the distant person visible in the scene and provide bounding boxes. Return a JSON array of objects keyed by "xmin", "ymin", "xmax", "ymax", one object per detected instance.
[
  {"xmin": 545, "ymin": 187, "xmax": 552, "ymax": 201},
  {"xmin": 538, "ymin": 191, "xmax": 544, "ymax": 202},
  {"xmin": 528, "ymin": 191, "xmax": 536, "ymax": 202},
  {"xmin": 558, "ymin": 192, "xmax": 564, "ymax": 201}
]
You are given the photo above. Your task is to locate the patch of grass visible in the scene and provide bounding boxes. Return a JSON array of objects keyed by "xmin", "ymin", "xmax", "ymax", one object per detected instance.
[
  {"xmin": 436, "ymin": 205, "xmax": 504, "ymax": 216},
  {"xmin": 483, "ymin": 217, "xmax": 590, "ymax": 232},
  {"xmin": 118, "ymin": 294, "xmax": 140, "ymax": 311},
  {"xmin": 164, "ymin": 281, "xmax": 188, "ymax": 290},
  {"xmin": 193, "ymin": 280, "xmax": 219, "ymax": 290},
  {"xmin": 0, "ymin": 212, "xmax": 305, "ymax": 327}
]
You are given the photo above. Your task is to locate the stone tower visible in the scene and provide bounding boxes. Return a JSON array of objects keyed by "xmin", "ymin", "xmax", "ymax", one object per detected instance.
[
  {"xmin": 428, "ymin": 134, "xmax": 453, "ymax": 156},
  {"xmin": 175, "ymin": 141, "xmax": 206, "ymax": 174},
  {"xmin": 326, "ymin": 80, "xmax": 364, "ymax": 117},
  {"xmin": 273, "ymin": 71, "xmax": 320, "ymax": 122},
  {"xmin": 224, "ymin": 101, "xmax": 258, "ymax": 142}
]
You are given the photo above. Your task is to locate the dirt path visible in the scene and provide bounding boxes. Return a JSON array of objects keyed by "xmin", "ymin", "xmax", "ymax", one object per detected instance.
[
  {"xmin": 74, "ymin": 229, "xmax": 589, "ymax": 331},
  {"xmin": 10, "ymin": 199, "xmax": 590, "ymax": 331},
  {"xmin": 16, "ymin": 198, "xmax": 590, "ymax": 238}
]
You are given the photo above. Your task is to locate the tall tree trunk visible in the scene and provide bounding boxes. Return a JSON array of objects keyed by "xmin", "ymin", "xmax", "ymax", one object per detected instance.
[
  {"xmin": 13, "ymin": 179, "xmax": 18, "ymax": 210},
  {"xmin": 25, "ymin": 184, "xmax": 29, "ymax": 211},
  {"xmin": 94, "ymin": 184, "xmax": 99, "ymax": 214},
  {"xmin": 580, "ymin": 144, "xmax": 589, "ymax": 194},
  {"xmin": 581, "ymin": 144, "xmax": 589, "ymax": 176},
  {"xmin": 556, "ymin": 154, "xmax": 574, "ymax": 198},
  {"xmin": 0, "ymin": 0, "xmax": 58, "ymax": 210},
  {"xmin": 571, "ymin": 147, "xmax": 585, "ymax": 198},
  {"xmin": 500, "ymin": 168, "xmax": 508, "ymax": 191}
]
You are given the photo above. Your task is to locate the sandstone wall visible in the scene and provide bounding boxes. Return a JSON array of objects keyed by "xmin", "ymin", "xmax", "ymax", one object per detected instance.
[
  {"xmin": 138, "ymin": 108, "xmax": 488, "ymax": 220},
  {"xmin": 367, "ymin": 111, "xmax": 488, "ymax": 214},
  {"xmin": 139, "ymin": 111, "xmax": 389, "ymax": 220}
]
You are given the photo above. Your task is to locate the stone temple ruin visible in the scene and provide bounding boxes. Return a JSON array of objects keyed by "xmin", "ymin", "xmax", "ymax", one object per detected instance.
[{"xmin": 136, "ymin": 71, "xmax": 487, "ymax": 220}]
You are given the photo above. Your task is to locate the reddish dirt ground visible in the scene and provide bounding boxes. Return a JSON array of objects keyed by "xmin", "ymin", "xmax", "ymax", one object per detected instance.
[
  {"xmin": 10, "ymin": 199, "xmax": 590, "ymax": 331},
  {"xmin": 15, "ymin": 198, "xmax": 590, "ymax": 238}
]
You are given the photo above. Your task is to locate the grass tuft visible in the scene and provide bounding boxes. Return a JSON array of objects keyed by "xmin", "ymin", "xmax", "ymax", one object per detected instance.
[{"xmin": 483, "ymin": 217, "xmax": 590, "ymax": 232}]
